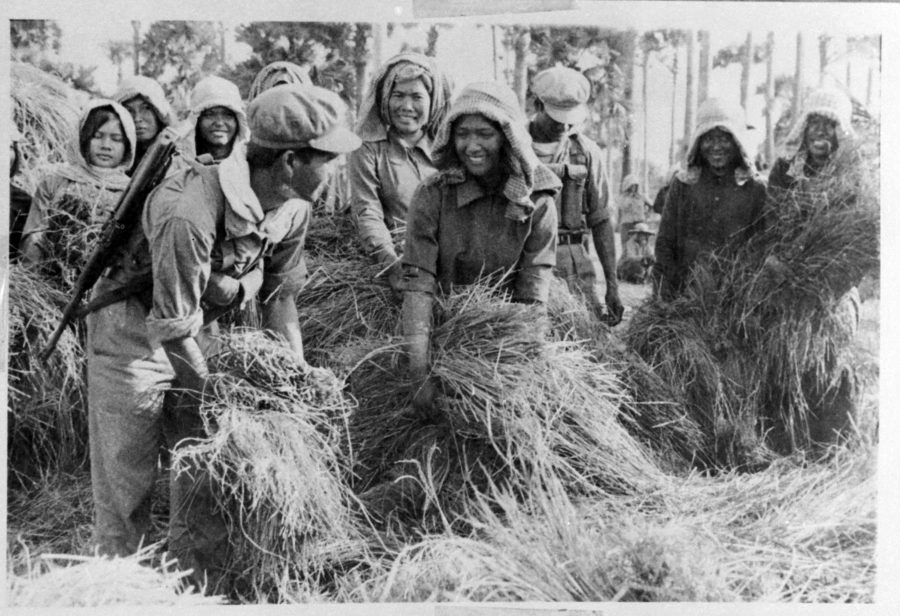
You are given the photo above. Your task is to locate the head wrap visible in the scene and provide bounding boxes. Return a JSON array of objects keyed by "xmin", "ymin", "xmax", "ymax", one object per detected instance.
[
  {"xmin": 620, "ymin": 174, "xmax": 640, "ymax": 193},
  {"xmin": 248, "ymin": 61, "xmax": 313, "ymax": 101},
  {"xmin": 113, "ymin": 75, "xmax": 174, "ymax": 127},
  {"xmin": 355, "ymin": 52, "xmax": 453, "ymax": 142},
  {"xmin": 432, "ymin": 81, "xmax": 560, "ymax": 221},
  {"xmin": 55, "ymin": 98, "xmax": 136, "ymax": 190},
  {"xmin": 680, "ymin": 97, "xmax": 755, "ymax": 185},
  {"xmin": 176, "ymin": 75, "xmax": 250, "ymax": 160}
]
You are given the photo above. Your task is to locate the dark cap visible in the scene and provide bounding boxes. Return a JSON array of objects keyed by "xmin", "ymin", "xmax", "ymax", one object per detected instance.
[{"xmin": 247, "ymin": 84, "xmax": 361, "ymax": 154}]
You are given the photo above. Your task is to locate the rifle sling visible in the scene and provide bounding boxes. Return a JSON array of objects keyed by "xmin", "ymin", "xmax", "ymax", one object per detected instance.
[{"xmin": 74, "ymin": 273, "xmax": 154, "ymax": 319}]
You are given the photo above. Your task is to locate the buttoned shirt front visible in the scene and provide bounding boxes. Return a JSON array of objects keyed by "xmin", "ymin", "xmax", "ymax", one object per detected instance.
[
  {"xmin": 349, "ymin": 131, "xmax": 436, "ymax": 260},
  {"xmin": 402, "ymin": 172, "xmax": 558, "ymax": 303},
  {"xmin": 655, "ymin": 167, "xmax": 766, "ymax": 298}
]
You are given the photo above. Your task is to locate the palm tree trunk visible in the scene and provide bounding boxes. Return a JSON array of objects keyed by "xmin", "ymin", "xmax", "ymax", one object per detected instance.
[
  {"xmin": 683, "ymin": 30, "xmax": 695, "ymax": 162},
  {"xmin": 765, "ymin": 32, "xmax": 775, "ymax": 167},
  {"xmin": 792, "ymin": 32, "xmax": 804, "ymax": 124},
  {"xmin": 698, "ymin": 30, "xmax": 710, "ymax": 104},
  {"xmin": 740, "ymin": 32, "xmax": 752, "ymax": 109}
]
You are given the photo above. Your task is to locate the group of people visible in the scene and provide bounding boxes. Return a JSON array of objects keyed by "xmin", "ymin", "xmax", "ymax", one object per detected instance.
[{"xmin": 10, "ymin": 47, "xmax": 863, "ymax": 592}]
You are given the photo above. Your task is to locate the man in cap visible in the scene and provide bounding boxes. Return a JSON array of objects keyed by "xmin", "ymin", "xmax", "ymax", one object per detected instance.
[
  {"xmin": 528, "ymin": 66, "xmax": 623, "ymax": 325},
  {"xmin": 653, "ymin": 97, "xmax": 766, "ymax": 301},
  {"xmin": 85, "ymin": 83, "xmax": 361, "ymax": 592}
]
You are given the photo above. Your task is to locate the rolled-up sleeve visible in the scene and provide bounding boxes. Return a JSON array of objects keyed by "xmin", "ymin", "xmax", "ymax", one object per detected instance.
[
  {"xmin": 514, "ymin": 194, "xmax": 558, "ymax": 303},
  {"xmin": 260, "ymin": 199, "xmax": 311, "ymax": 301},
  {"xmin": 401, "ymin": 181, "xmax": 440, "ymax": 295},
  {"xmin": 349, "ymin": 142, "xmax": 395, "ymax": 262},
  {"xmin": 145, "ymin": 217, "xmax": 212, "ymax": 343}
]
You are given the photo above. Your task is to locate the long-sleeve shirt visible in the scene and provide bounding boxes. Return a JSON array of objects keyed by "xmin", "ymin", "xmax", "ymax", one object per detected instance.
[
  {"xmin": 402, "ymin": 172, "xmax": 558, "ymax": 303},
  {"xmin": 348, "ymin": 132, "xmax": 436, "ymax": 263},
  {"xmin": 654, "ymin": 167, "xmax": 766, "ymax": 299}
]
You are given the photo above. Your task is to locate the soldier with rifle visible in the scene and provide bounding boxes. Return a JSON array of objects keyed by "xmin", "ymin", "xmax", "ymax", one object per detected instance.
[
  {"xmin": 76, "ymin": 84, "xmax": 360, "ymax": 592},
  {"xmin": 528, "ymin": 66, "xmax": 623, "ymax": 325}
]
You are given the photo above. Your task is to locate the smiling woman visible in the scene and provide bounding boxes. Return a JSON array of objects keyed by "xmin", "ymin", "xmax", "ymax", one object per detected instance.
[{"xmin": 349, "ymin": 52, "xmax": 453, "ymax": 293}]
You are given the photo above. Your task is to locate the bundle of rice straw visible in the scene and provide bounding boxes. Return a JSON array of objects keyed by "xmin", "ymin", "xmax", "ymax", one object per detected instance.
[
  {"xmin": 171, "ymin": 330, "xmax": 364, "ymax": 599},
  {"xmin": 6, "ymin": 264, "xmax": 87, "ymax": 477},
  {"xmin": 346, "ymin": 445, "xmax": 874, "ymax": 602},
  {"xmin": 546, "ymin": 276, "xmax": 706, "ymax": 471},
  {"xmin": 11, "ymin": 61, "xmax": 80, "ymax": 192},
  {"xmin": 8, "ymin": 544, "xmax": 225, "ymax": 606},
  {"xmin": 304, "ymin": 211, "xmax": 362, "ymax": 261},
  {"xmin": 296, "ymin": 254, "xmax": 401, "ymax": 370},
  {"xmin": 627, "ymin": 144, "xmax": 879, "ymax": 463},
  {"xmin": 349, "ymin": 282, "xmax": 662, "ymax": 528}
]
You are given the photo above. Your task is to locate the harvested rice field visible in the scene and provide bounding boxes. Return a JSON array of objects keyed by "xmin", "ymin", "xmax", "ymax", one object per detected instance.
[{"xmin": 6, "ymin": 275, "xmax": 882, "ymax": 607}]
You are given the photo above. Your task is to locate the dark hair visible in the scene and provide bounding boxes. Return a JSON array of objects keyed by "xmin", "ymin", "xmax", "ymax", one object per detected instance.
[
  {"xmin": 449, "ymin": 114, "xmax": 515, "ymax": 178},
  {"xmin": 245, "ymin": 142, "xmax": 337, "ymax": 171},
  {"xmin": 80, "ymin": 107, "xmax": 130, "ymax": 163}
]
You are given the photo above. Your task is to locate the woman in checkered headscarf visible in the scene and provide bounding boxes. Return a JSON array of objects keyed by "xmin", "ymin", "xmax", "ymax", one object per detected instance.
[{"xmin": 400, "ymin": 80, "xmax": 561, "ymax": 416}]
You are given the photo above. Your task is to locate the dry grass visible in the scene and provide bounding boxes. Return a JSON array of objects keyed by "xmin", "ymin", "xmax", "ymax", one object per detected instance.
[
  {"xmin": 8, "ymin": 544, "xmax": 226, "ymax": 607},
  {"xmin": 626, "ymin": 145, "xmax": 879, "ymax": 465},
  {"xmin": 349, "ymin": 282, "xmax": 662, "ymax": 530},
  {"xmin": 6, "ymin": 264, "xmax": 87, "ymax": 478},
  {"xmin": 171, "ymin": 329, "xmax": 366, "ymax": 599},
  {"xmin": 11, "ymin": 61, "xmax": 81, "ymax": 193}
]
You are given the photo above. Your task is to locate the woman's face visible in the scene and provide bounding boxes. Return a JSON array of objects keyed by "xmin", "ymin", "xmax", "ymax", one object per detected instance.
[
  {"xmin": 804, "ymin": 114, "xmax": 838, "ymax": 161},
  {"xmin": 454, "ymin": 114, "xmax": 505, "ymax": 179},
  {"xmin": 198, "ymin": 106, "xmax": 238, "ymax": 148},
  {"xmin": 698, "ymin": 128, "xmax": 737, "ymax": 174},
  {"xmin": 123, "ymin": 96, "xmax": 161, "ymax": 144},
  {"xmin": 388, "ymin": 78, "xmax": 431, "ymax": 138},
  {"xmin": 88, "ymin": 117, "xmax": 127, "ymax": 168}
]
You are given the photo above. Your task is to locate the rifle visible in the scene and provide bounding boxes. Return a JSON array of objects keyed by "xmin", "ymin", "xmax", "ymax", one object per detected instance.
[{"xmin": 39, "ymin": 128, "xmax": 178, "ymax": 361}]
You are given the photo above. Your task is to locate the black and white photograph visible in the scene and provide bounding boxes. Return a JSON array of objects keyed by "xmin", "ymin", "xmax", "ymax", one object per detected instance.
[{"xmin": 2, "ymin": 0, "xmax": 897, "ymax": 613}]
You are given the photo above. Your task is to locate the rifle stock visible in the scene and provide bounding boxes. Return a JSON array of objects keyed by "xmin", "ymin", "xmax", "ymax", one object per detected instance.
[{"xmin": 39, "ymin": 129, "xmax": 178, "ymax": 361}]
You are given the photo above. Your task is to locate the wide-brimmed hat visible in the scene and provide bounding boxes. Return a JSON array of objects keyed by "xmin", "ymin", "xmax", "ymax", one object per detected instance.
[{"xmin": 628, "ymin": 222, "xmax": 655, "ymax": 236}]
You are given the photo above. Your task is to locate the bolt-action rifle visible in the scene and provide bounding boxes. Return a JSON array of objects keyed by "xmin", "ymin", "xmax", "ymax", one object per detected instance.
[{"xmin": 39, "ymin": 128, "xmax": 179, "ymax": 361}]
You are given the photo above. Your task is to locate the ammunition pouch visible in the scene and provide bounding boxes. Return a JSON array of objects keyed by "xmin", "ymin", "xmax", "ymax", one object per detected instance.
[{"xmin": 546, "ymin": 162, "xmax": 588, "ymax": 231}]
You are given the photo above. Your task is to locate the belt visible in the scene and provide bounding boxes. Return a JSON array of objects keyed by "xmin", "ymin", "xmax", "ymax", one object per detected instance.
[{"xmin": 558, "ymin": 232, "xmax": 583, "ymax": 245}]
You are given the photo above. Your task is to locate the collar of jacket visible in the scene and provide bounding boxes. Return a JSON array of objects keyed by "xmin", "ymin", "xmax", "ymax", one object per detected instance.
[
  {"xmin": 677, "ymin": 164, "xmax": 754, "ymax": 187},
  {"xmin": 387, "ymin": 129, "xmax": 434, "ymax": 160}
]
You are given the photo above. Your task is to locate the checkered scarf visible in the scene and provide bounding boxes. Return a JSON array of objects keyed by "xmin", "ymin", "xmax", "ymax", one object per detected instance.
[
  {"xmin": 356, "ymin": 52, "xmax": 453, "ymax": 142},
  {"xmin": 432, "ymin": 80, "xmax": 560, "ymax": 221},
  {"xmin": 55, "ymin": 99, "xmax": 136, "ymax": 191}
]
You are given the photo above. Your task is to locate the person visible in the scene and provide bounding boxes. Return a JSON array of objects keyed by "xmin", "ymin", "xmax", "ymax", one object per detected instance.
[
  {"xmin": 401, "ymin": 81, "xmax": 561, "ymax": 415},
  {"xmin": 349, "ymin": 52, "xmax": 452, "ymax": 292},
  {"xmin": 617, "ymin": 174, "xmax": 651, "ymax": 248},
  {"xmin": 20, "ymin": 100, "xmax": 136, "ymax": 287},
  {"xmin": 113, "ymin": 75, "xmax": 174, "ymax": 175},
  {"xmin": 247, "ymin": 60, "xmax": 312, "ymax": 100},
  {"xmin": 174, "ymin": 75, "xmax": 249, "ymax": 166},
  {"xmin": 527, "ymin": 66, "xmax": 623, "ymax": 325},
  {"xmin": 617, "ymin": 221, "xmax": 656, "ymax": 284},
  {"xmin": 9, "ymin": 122, "xmax": 32, "ymax": 261},
  {"xmin": 765, "ymin": 87, "xmax": 861, "ymax": 447},
  {"xmin": 85, "ymin": 84, "xmax": 361, "ymax": 591},
  {"xmin": 653, "ymin": 98, "xmax": 766, "ymax": 301}
]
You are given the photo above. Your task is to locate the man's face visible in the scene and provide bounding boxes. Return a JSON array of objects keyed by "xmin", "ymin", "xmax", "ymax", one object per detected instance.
[
  {"xmin": 123, "ymin": 96, "xmax": 161, "ymax": 144},
  {"xmin": 532, "ymin": 107, "xmax": 573, "ymax": 142},
  {"xmin": 292, "ymin": 151, "xmax": 339, "ymax": 201},
  {"xmin": 198, "ymin": 106, "xmax": 238, "ymax": 147},
  {"xmin": 698, "ymin": 128, "xmax": 737, "ymax": 174},
  {"xmin": 804, "ymin": 113, "xmax": 838, "ymax": 161},
  {"xmin": 454, "ymin": 114, "xmax": 505, "ymax": 179},
  {"xmin": 388, "ymin": 78, "xmax": 431, "ymax": 138}
]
